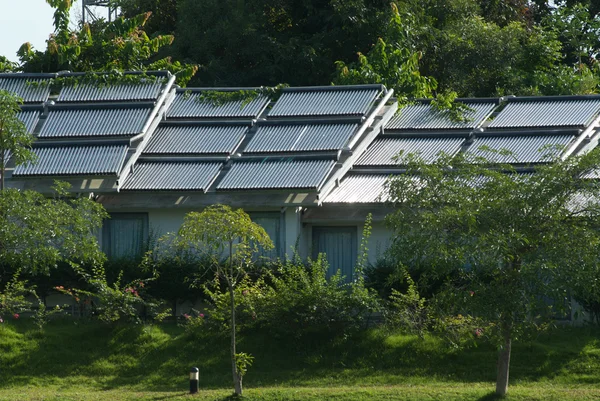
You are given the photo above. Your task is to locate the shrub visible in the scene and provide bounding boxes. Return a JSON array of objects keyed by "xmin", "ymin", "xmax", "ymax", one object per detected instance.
[
  {"xmin": 253, "ymin": 255, "xmax": 379, "ymax": 342},
  {"xmin": 58, "ymin": 264, "xmax": 169, "ymax": 324},
  {"xmin": 384, "ymin": 272, "xmax": 430, "ymax": 337}
]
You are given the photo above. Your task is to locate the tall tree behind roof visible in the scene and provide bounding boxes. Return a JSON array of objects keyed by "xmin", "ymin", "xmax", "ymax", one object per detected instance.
[{"xmin": 16, "ymin": 0, "xmax": 197, "ymax": 86}]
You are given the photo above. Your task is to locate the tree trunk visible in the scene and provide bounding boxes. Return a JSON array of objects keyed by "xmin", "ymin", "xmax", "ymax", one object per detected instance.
[
  {"xmin": 495, "ymin": 331, "xmax": 512, "ymax": 396},
  {"xmin": 229, "ymin": 282, "xmax": 242, "ymax": 396}
]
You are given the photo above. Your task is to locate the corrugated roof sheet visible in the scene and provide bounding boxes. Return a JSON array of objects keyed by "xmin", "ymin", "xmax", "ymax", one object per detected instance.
[
  {"xmin": 356, "ymin": 137, "xmax": 465, "ymax": 166},
  {"xmin": 268, "ymin": 86, "xmax": 381, "ymax": 117},
  {"xmin": 385, "ymin": 102, "xmax": 495, "ymax": 130},
  {"xmin": 217, "ymin": 159, "xmax": 335, "ymax": 190},
  {"xmin": 467, "ymin": 134, "xmax": 575, "ymax": 163},
  {"xmin": 145, "ymin": 124, "xmax": 247, "ymax": 154},
  {"xmin": 489, "ymin": 99, "xmax": 600, "ymax": 128},
  {"xmin": 39, "ymin": 106, "xmax": 151, "ymax": 138},
  {"xmin": 245, "ymin": 123, "xmax": 358, "ymax": 153},
  {"xmin": 13, "ymin": 145, "xmax": 128, "ymax": 176},
  {"xmin": 57, "ymin": 82, "xmax": 163, "ymax": 102},
  {"xmin": 324, "ymin": 174, "xmax": 390, "ymax": 203},
  {"xmin": 166, "ymin": 92, "xmax": 269, "ymax": 118},
  {"xmin": 122, "ymin": 161, "xmax": 222, "ymax": 191},
  {"xmin": 18, "ymin": 110, "xmax": 40, "ymax": 133},
  {"xmin": 0, "ymin": 77, "xmax": 50, "ymax": 103}
]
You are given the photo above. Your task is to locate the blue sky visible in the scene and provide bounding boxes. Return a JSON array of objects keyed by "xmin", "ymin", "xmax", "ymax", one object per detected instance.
[{"xmin": 0, "ymin": 0, "xmax": 83, "ymax": 62}]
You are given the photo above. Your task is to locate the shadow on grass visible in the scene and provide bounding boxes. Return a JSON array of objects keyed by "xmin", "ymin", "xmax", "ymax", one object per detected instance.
[
  {"xmin": 0, "ymin": 320, "xmax": 599, "ymax": 392},
  {"xmin": 476, "ymin": 392, "xmax": 504, "ymax": 401}
]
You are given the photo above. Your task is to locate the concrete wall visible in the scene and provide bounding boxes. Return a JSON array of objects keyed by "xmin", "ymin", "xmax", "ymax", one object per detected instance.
[{"xmin": 101, "ymin": 205, "xmax": 394, "ymax": 265}]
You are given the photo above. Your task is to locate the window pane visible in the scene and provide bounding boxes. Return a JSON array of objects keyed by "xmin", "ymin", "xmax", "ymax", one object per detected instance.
[
  {"xmin": 103, "ymin": 213, "xmax": 148, "ymax": 260},
  {"xmin": 312, "ymin": 227, "xmax": 357, "ymax": 281},
  {"xmin": 248, "ymin": 212, "xmax": 281, "ymax": 260}
]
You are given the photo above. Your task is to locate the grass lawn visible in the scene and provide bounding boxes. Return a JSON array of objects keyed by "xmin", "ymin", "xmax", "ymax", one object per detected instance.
[{"xmin": 0, "ymin": 320, "xmax": 599, "ymax": 400}]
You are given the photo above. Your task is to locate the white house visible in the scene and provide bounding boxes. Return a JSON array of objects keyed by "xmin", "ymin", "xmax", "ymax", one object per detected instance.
[{"xmin": 3, "ymin": 71, "xmax": 600, "ymax": 282}]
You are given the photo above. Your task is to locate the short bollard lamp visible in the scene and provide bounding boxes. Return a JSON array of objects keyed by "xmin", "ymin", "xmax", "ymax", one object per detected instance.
[{"xmin": 190, "ymin": 367, "xmax": 199, "ymax": 394}]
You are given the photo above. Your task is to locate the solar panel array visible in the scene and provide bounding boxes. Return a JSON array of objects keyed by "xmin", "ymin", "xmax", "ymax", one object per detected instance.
[
  {"xmin": 125, "ymin": 85, "xmax": 384, "ymax": 191},
  {"xmin": 4, "ymin": 72, "xmax": 170, "ymax": 178},
  {"xmin": 123, "ymin": 88, "xmax": 265, "ymax": 191},
  {"xmin": 326, "ymin": 96, "xmax": 600, "ymax": 203}
]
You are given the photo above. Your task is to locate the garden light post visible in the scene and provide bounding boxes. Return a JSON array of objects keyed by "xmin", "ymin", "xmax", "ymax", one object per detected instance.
[{"xmin": 190, "ymin": 367, "xmax": 199, "ymax": 394}]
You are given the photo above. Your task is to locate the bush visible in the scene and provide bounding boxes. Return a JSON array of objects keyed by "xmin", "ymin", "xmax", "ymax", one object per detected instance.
[
  {"xmin": 58, "ymin": 264, "xmax": 169, "ymax": 324},
  {"xmin": 253, "ymin": 255, "xmax": 379, "ymax": 342}
]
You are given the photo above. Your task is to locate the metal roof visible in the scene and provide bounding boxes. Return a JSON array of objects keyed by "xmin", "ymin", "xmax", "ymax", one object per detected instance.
[
  {"xmin": 13, "ymin": 145, "xmax": 128, "ymax": 176},
  {"xmin": 324, "ymin": 174, "xmax": 390, "ymax": 203},
  {"xmin": 467, "ymin": 134, "xmax": 575, "ymax": 163},
  {"xmin": 489, "ymin": 99, "xmax": 600, "ymax": 128},
  {"xmin": 18, "ymin": 110, "xmax": 40, "ymax": 133},
  {"xmin": 245, "ymin": 123, "xmax": 358, "ymax": 153},
  {"xmin": 0, "ymin": 77, "xmax": 51, "ymax": 103},
  {"xmin": 166, "ymin": 92, "xmax": 269, "ymax": 118},
  {"xmin": 356, "ymin": 137, "xmax": 465, "ymax": 166},
  {"xmin": 268, "ymin": 86, "xmax": 381, "ymax": 117},
  {"xmin": 145, "ymin": 124, "xmax": 248, "ymax": 154},
  {"xmin": 39, "ymin": 106, "xmax": 151, "ymax": 138},
  {"xmin": 217, "ymin": 158, "xmax": 336, "ymax": 190},
  {"xmin": 385, "ymin": 102, "xmax": 495, "ymax": 130},
  {"xmin": 122, "ymin": 161, "xmax": 222, "ymax": 191},
  {"xmin": 57, "ymin": 82, "xmax": 163, "ymax": 102}
]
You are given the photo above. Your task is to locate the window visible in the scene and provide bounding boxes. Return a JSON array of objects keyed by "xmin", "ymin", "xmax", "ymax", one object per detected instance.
[
  {"xmin": 248, "ymin": 212, "xmax": 282, "ymax": 259},
  {"xmin": 102, "ymin": 213, "xmax": 149, "ymax": 260},
  {"xmin": 312, "ymin": 226, "xmax": 357, "ymax": 281}
]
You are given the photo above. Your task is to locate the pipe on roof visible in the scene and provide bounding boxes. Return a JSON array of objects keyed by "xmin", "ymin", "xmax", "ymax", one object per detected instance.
[{"xmin": 116, "ymin": 73, "xmax": 177, "ymax": 187}]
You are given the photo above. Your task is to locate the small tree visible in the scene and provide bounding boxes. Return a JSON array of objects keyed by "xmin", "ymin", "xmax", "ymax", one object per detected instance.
[
  {"xmin": 386, "ymin": 149, "xmax": 600, "ymax": 396},
  {"xmin": 170, "ymin": 204, "xmax": 272, "ymax": 396},
  {"xmin": 0, "ymin": 182, "xmax": 107, "ymax": 275},
  {"xmin": 0, "ymin": 90, "xmax": 35, "ymax": 191}
]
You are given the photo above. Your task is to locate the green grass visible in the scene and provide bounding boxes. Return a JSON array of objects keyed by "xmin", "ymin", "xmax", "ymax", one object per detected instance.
[{"xmin": 0, "ymin": 320, "xmax": 599, "ymax": 400}]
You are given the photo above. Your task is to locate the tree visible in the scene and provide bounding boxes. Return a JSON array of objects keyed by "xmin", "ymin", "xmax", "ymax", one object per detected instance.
[
  {"xmin": 0, "ymin": 182, "xmax": 107, "ymax": 275},
  {"xmin": 174, "ymin": 0, "xmax": 391, "ymax": 86},
  {"xmin": 334, "ymin": 3, "xmax": 437, "ymax": 99},
  {"xmin": 0, "ymin": 90, "xmax": 35, "ymax": 191},
  {"xmin": 157, "ymin": 204, "xmax": 272, "ymax": 396},
  {"xmin": 385, "ymin": 149, "xmax": 600, "ymax": 396},
  {"xmin": 17, "ymin": 0, "xmax": 197, "ymax": 86}
]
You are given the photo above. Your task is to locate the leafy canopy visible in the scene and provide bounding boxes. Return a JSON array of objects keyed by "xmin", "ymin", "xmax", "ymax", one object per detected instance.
[
  {"xmin": 386, "ymin": 149, "xmax": 600, "ymax": 394},
  {"xmin": 0, "ymin": 183, "xmax": 107, "ymax": 275},
  {"xmin": 17, "ymin": 0, "xmax": 197, "ymax": 86},
  {"xmin": 0, "ymin": 90, "xmax": 36, "ymax": 191}
]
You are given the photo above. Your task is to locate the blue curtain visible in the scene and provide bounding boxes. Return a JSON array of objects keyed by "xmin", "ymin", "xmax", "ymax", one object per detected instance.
[
  {"xmin": 103, "ymin": 213, "xmax": 148, "ymax": 259},
  {"xmin": 312, "ymin": 227, "xmax": 357, "ymax": 281},
  {"xmin": 248, "ymin": 212, "xmax": 281, "ymax": 259}
]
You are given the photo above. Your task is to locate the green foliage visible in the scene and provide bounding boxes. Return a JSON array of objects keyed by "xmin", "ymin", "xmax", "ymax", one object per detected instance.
[
  {"xmin": 235, "ymin": 352, "xmax": 254, "ymax": 378},
  {"xmin": 190, "ymin": 84, "xmax": 289, "ymax": 107},
  {"xmin": 355, "ymin": 213, "xmax": 372, "ymax": 278},
  {"xmin": 543, "ymin": 3, "xmax": 600, "ymax": 68},
  {"xmin": 18, "ymin": 2, "xmax": 197, "ymax": 86},
  {"xmin": 253, "ymin": 256, "xmax": 379, "ymax": 342},
  {"xmin": 175, "ymin": 0, "xmax": 391, "ymax": 87},
  {"xmin": 0, "ymin": 184, "xmax": 107, "ymax": 275},
  {"xmin": 0, "ymin": 270, "xmax": 66, "ymax": 330},
  {"xmin": 0, "ymin": 270, "xmax": 31, "ymax": 319},
  {"xmin": 200, "ymin": 273, "xmax": 266, "ymax": 333},
  {"xmin": 0, "ymin": 56, "xmax": 18, "ymax": 72},
  {"xmin": 385, "ymin": 148, "xmax": 600, "ymax": 393},
  {"xmin": 334, "ymin": 4, "xmax": 436, "ymax": 99},
  {"xmin": 430, "ymin": 91, "xmax": 474, "ymax": 123},
  {"xmin": 164, "ymin": 204, "xmax": 273, "ymax": 395},
  {"xmin": 0, "ymin": 90, "xmax": 36, "ymax": 190},
  {"xmin": 59, "ymin": 264, "xmax": 165, "ymax": 324},
  {"xmin": 385, "ymin": 272, "xmax": 430, "ymax": 337}
]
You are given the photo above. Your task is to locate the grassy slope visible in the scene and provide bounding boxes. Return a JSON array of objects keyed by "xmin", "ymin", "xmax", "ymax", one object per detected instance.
[{"xmin": 0, "ymin": 320, "xmax": 599, "ymax": 400}]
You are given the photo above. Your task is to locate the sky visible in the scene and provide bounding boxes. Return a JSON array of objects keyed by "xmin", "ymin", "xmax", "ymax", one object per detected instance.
[{"xmin": 0, "ymin": 0, "xmax": 83, "ymax": 62}]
